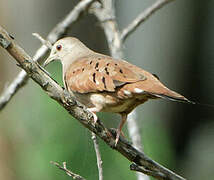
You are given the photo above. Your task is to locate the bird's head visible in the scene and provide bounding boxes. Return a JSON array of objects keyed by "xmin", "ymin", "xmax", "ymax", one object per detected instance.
[{"xmin": 44, "ymin": 37, "xmax": 91, "ymax": 66}]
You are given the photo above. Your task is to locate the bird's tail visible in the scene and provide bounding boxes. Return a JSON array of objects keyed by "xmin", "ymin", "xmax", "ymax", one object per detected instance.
[
  {"xmin": 146, "ymin": 84, "xmax": 196, "ymax": 104},
  {"xmin": 153, "ymin": 93, "xmax": 195, "ymax": 104},
  {"xmin": 154, "ymin": 92, "xmax": 214, "ymax": 109}
]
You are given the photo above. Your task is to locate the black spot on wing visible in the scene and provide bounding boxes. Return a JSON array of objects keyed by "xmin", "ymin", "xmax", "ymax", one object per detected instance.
[
  {"xmin": 93, "ymin": 73, "xmax": 96, "ymax": 83},
  {"xmin": 152, "ymin": 73, "xmax": 160, "ymax": 80},
  {"xmin": 95, "ymin": 62, "xmax": 99, "ymax": 69},
  {"xmin": 105, "ymin": 67, "xmax": 109, "ymax": 75},
  {"xmin": 102, "ymin": 77, "xmax": 107, "ymax": 89}
]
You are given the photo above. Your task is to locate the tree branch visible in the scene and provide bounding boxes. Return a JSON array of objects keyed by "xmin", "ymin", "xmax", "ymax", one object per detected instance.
[
  {"xmin": 89, "ymin": 1, "xmax": 123, "ymax": 59},
  {"xmin": 0, "ymin": 0, "xmax": 95, "ymax": 111},
  {"xmin": 120, "ymin": 0, "xmax": 175, "ymax": 42},
  {"xmin": 0, "ymin": 25, "xmax": 186, "ymax": 180},
  {"xmin": 32, "ymin": 33, "xmax": 52, "ymax": 49},
  {"xmin": 130, "ymin": 163, "xmax": 167, "ymax": 180},
  {"xmin": 51, "ymin": 161, "xmax": 86, "ymax": 180},
  {"xmin": 127, "ymin": 111, "xmax": 150, "ymax": 180},
  {"xmin": 91, "ymin": 132, "xmax": 103, "ymax": 180}
]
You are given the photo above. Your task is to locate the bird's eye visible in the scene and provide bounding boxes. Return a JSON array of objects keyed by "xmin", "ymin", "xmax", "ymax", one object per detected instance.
[{"xmin": 56, "ymin": 44, "xmax": 62, "ymax": 51}]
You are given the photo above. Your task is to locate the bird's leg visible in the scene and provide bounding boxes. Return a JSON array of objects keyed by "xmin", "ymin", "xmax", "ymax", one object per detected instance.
[{"xmin": 115, "ymin": 113, "xmax": 127, "ymax": 146}]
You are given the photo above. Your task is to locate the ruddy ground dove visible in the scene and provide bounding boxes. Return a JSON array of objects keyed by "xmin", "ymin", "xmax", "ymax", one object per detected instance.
[{"xmin": 45, "ymin": 37, "xmax": 193, "ymax": 145}]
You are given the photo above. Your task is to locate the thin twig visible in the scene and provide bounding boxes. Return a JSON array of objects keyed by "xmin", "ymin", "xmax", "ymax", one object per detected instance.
[
  {"xmin": 32, "ymin": 33, "xmax": 52, "ymax": 49},
  {"xmin": 0, "ymin": 0, "xmax": 95, "ymax": 111},
  {"xmin": 89, "ymin": 1, "xmax": 123, "ymax": 58},
  {"xmin": 91, "ymin": 132, "xmax": 103, "ymax": 180},
  {"xmin": 130, "ymin": 163, "xmax": 166, "ymax": 180},
  {"xmin": 120, "ymin": 0, "xmax": 175, "ymax": 42},
  {"xmin": 0, "ymin": 70, "xmax": 28, "ymax": 110},
  {"xmin": 127, "ymin": 112, "xmax": 143, "ymax": 152},
  {"xmin": 127, "ymin": 111, "xmax": 150, "ymax": 180},
  {"xmin": 0, "ymin": 25, "xmax": 186, "ymax": 180},
  {"xmin": 51, "ymin": 161, "xmax": 86, "ymax": 180}
]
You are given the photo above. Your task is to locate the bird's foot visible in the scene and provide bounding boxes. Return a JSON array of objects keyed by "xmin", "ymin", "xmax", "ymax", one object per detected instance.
[
  {"xmin": 115, "ymin": 113, "xmax": 127, "ymax": 147},
  {"xmin": 87, "ymin": 108, "xmax": 98, "ymax": 126},
  {"xmin": 115, "ymin": 129, "xmax": 122, "ymax": 147}
]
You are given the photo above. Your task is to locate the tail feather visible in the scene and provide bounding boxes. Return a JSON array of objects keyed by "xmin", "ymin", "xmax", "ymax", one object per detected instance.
[
  {"xmin": 153, "ymin": 93, "xmax": 195, "ymax": 104},
  {"xmin": 153, "ymin": 93, "xmax": 214, "ymax": 108}
]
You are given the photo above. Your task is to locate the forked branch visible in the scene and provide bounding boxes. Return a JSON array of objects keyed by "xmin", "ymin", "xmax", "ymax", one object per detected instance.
[
  {"xmin": 51, "ymin": 161, "xmax": 86, "ymax": 180},
  {"xmin": 121, "ymin": 0, "xmax": 175, "ymax": 42}
]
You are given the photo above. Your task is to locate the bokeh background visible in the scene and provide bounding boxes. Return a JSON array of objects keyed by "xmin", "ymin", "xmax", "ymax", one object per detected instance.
[{"xmin": 0, "ymin": 0, "xmax": 214, "ymax": 179}]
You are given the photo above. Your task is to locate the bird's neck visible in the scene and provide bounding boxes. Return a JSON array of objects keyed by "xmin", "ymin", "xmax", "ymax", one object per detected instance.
[{"xmin": 62, "ymin": 47, "xmax": 93, "ymax": 71}]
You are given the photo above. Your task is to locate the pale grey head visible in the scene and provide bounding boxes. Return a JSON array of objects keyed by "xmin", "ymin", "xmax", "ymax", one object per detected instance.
[{"xmin": 44, "ymin": 37, "xmax": 92, "ymax": 66}]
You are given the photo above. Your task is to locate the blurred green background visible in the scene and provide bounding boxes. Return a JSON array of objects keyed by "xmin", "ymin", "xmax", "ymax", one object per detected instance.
[{"xmin": 0, "ymin": 0, "xmax": 214, "ymax": 179}]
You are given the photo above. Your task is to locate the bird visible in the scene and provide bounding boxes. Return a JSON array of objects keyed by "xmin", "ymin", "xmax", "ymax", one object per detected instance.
[{"xmin": 44, "ymin": 37, "xmax": 193, "ymax": 145}]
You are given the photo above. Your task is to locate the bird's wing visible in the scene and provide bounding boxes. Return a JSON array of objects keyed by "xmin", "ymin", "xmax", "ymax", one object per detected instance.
[
  {"xmin": 64, "ymin": 55, "xmax": 147, "ymax": 93},
  {"xmin": 64, "ymin": 54, "xmax": 190, "ymax": 104}
]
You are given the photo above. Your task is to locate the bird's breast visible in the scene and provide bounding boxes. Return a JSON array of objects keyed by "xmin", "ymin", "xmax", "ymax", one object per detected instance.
[{"xmin": 72, "ymin": 91, "xmax": 148, "ymax": 114}]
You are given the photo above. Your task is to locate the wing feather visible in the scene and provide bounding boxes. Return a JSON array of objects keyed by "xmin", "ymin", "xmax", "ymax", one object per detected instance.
[{"xmin": 64, "ymin": 55, "xmax": 147, "ymax": 93}]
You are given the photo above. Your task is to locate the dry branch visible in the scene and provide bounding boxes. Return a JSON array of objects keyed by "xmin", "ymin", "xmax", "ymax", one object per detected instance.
[
  {"xmin": 120, "ymin": 0, "xmax": 175, "ymax": 42},
  {"xmin": 91, "ymin": 132, "xmax": 103, "ymax": 180},
  {"xmin": 51, "ymin": 161, "xmax": 86, "ymax": 180},
  {"xmin": 0, "ymin": 24, "xmax": 185, "ymax": 180},
  {"xmin": 90, "ymin": 1, "xmax": 123, "ymax": 58},
  {"xmin": 130, "ymin": 163, "xmax": 166, "ymax": 180},
  {"xmin": 127, "ymin": 111, "xmax": 150, "ymax": 180}
]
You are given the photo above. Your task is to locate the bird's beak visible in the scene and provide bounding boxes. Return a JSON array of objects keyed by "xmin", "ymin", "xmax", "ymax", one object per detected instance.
[{"xmin": 44, "ymin": 54, "xmax": 58, "ymax": 67}]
